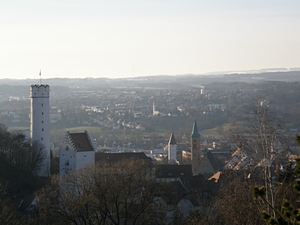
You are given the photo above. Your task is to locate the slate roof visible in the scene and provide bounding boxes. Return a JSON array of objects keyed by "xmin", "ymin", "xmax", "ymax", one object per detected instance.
[
  {"xmin": 206, "ymin": 151, "xmax": 221, "ymax": 171},
  {"xmin": 95, "ymin": 152, "xmax": 151, "ymax": 164},
  {"xmin": 168, "ymin": 133, "xmax": 177, "ymax": 145},
  {"xmin": 156, "ymin": 164, "xmax": 192, "ymax": 178},
  {"xmin": 68, "ymin": 131, "xmax": 94, "ymax": 152},
  {"xmin": 184, "ymin": 174, "xmax": 210, "ymax": 193},
  {"xmin": 155, "ymin": 180, "xmax": 188, "ymax": 205}
]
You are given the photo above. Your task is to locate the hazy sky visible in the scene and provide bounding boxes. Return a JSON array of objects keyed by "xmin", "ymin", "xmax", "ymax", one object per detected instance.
[{"xmin": 1, "ymin": 0, "xmax": 300, "ymax": 79}]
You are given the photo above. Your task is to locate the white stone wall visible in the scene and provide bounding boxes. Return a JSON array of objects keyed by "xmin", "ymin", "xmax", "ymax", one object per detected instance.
[
  {"xmin": 75, "ymin": 151, "xmax": 95, "ymax": 170},
  {"xmin": 59, "ymin": 145, "xmax": 76, "ymax": 175},
  {"xmin": 168, "ymin": 144, "xmax": 177, "ymax": 163},
  {"xmin": 30, "ymin": 85, "xmax": 50, "ymax": 177}
]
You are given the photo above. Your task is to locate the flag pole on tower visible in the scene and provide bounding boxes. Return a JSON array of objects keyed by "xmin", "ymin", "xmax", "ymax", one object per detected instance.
[{"xmin": 39, "ymin": 70, "xmax": 41, "ymax": 85}]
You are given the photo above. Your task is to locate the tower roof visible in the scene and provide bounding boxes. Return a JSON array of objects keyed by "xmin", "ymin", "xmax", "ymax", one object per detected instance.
[
  {"xmin": 191, "ymin": 119, "xmax": 201, "ymax": 137},
  {"xmin": 67, "ymin": 131, "xmax": 94, "ymax": 152},
  {"xmin": 168, "ymin": 133, "xmax": 177, "ymax": 145}
]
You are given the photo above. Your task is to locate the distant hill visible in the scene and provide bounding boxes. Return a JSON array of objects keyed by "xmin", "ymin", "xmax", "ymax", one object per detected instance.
[{"xmin": 0, "ymin": 70, "xmax": 300, "ymax": 88}]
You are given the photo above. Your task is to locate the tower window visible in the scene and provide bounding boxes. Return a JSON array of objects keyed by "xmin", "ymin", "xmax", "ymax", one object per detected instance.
[
  {"xmin": 42, "ymin": 121, "xmax": 43, "ymax": 123},
  {"xmin": 41, "ymin": 103, "xmax": 43, "ymax": 106},
  {"xmin": 41, "ymin": 137, "xmax": 43, "ymax": 141},
  {"xmin": 42, "ymin": 128, "xmax": 44, "ymax": 131},
  {"xmin": 42, "ymin": 112, "xmax": 44, "ymax": 115},
  {"xmin": 193, "ymin": 144, "xmax": 196, "ymax": 148}
]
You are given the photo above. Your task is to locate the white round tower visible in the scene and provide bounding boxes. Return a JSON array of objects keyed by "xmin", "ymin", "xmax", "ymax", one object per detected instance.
[{"xmin": 30, "ymin": 84, "xmax": 50, "ymax": 177}]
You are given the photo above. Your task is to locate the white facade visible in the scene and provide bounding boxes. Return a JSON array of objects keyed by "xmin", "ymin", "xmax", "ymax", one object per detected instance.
[
  {"xmin": 59, "ymin": 131, "xmax": 95, "ymax": 176},
  {"xmin": 168, "ymin": 145, "xmax": 177, "ymax": 163},
  {"xmin": 168, "ymin": 133, "xmax": 177, "ymax": 164},
  {"xmin": 30, "ymin": 84, "xmax": 50, "ymax": 177},
  {"xmin": 76, "ymin": 151, "xmax": 95, "ymax": 169}
]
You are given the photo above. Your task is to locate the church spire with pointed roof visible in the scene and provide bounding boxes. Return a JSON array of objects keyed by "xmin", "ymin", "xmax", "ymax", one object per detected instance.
[
  {"xmin": 191, "ymin": 119, "xmax": 200, "ymax": 137},
  {"xmin": 168, "ymin": 132, "xmax": 177, "ymax": 145},
  {"xmin": 168, "ymin": 133, "xmax": 177, "ymax": 164},
  {"xmin": 190, "ymin": 119, "xmax": 201, "ymax": 174}
]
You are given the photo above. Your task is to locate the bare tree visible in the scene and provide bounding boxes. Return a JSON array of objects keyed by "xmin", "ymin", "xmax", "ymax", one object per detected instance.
[
  {"xmin": 214, "ymin": 179, "xmax": 264, "ymax": 225},
  {"xmin": 233, "ymin": 97, "xmax": 287, "ymax": 216},
  {"xmin": 35, "ymin": 159, "xmax": 169, "ymax": 225}
]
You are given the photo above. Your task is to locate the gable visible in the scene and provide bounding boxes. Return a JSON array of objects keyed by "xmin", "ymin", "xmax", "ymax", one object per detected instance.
[{"xmin": 197, "ymin": 152, "xmax": 220, "ymax": 174}]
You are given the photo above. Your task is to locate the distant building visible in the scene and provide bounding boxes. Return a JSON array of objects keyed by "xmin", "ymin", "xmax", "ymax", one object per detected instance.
[
  {"xmin": 153, "ymin": 102, "xmax": 160, "ymax": 116},
  {"xmin": 59, "ymin": 131, "xmax": 95, "ymax": 175},
  {"xmin": 156, "ymin": 164, "xmax": 192, "ymax": 182},
  {"xmin": 59, "ymin": 132, "xmax": 152, "ymax": 175},
  {"xmin": 196, "ymin": 151, "xmax": 222, "ymax": 176},
  {"xmin": 30, "ymin": 84, "xmax": 50, "ymax": 177},
  {"xmin": 95, "ymin": 152, "xmax": 151, "ymax": 165},
  {"xmin": 191, "ymin": 119, "xmax": 201, "ymax": 175},
  {"xmin": 168, "ymin": 133, "xmax": 177, "ymax": 164}
]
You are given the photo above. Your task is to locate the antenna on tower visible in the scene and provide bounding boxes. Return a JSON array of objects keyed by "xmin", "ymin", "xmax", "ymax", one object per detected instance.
[{"xmin": 39, "ymin": 70, "xmax": 41, "ymax": 85}]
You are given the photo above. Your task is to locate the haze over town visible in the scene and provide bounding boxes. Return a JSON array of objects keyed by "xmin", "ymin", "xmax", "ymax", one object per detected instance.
[
  {"xmin": 1, "ymin": 0, "xmax": 300, "ymax": 79},
  {"xmin": 2, "ymin": 1, "xmax": 300, "ymax": 224}
]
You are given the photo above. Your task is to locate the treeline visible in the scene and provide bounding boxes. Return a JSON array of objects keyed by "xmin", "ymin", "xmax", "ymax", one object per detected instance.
[
  {"xmin": 0, "ymin": 124, "xmax": 45, "ymax": 194},
  {"xmin": 0, "ymin": 124, "xmax": 45, "ymax": 175}
]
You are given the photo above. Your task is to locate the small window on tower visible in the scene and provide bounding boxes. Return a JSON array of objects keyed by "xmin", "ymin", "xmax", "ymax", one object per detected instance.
[
  {"xmin": 193, "ymin": 144, "xmax": 196, "ymax": 148},
  {"xmin": 41, "ymin": 103, "xmax": 43, "ymax": 106},
  {"xmin": 42, "ymin": 112, "xmax": 44, "ymax": 115},
  {"xmin": 41, "ymin": 137, "xmax": 43, "ymax": 141},
  {"xmin": 42, "ymin": 121, "xmax": 43, "ymax": 123},
  {"xmin": 42, "ymin": 128, "xmax": 44, "ymax": 131}
]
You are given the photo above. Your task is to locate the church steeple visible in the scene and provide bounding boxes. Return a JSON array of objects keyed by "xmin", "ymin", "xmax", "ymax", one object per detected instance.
[
  {"xmin": 168, "ymin": 132, "xmax": 177, "ymax": 145},
  {"xmin": 191, "ymin": 119, "xmax": 200, "ymax": 137},
  {"xmin": 168, "ymin": 133, "xmax": 177, "ymax": 164},
  {"xmin": 190, "ymin": 119, "xmax": 201, "ymax": 174}
]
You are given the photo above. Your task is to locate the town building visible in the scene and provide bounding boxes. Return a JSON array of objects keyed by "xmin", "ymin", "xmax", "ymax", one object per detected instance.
[
  {"xmin": 191, "ymin": 119, "xmax": 201, "ymax": 174},
  {"xmin": 168, "ymin": 133, "xmax": 177, "ymax": 164},
  {"xmin": 59, "ymin": 131, "xmax": 95, "ymax": 175}
]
